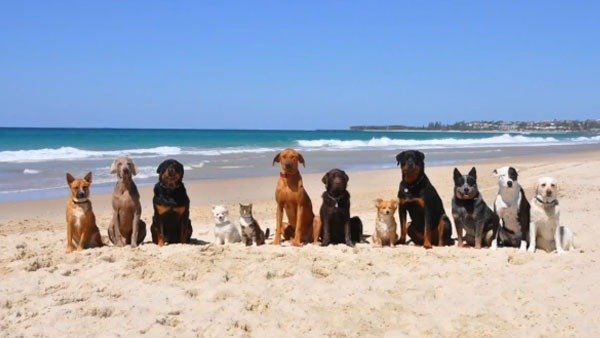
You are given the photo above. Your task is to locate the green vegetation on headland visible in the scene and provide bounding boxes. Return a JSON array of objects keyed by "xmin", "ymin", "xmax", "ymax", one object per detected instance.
[{"xmin": 350, "ymin": 119, "xmax": 600, "ymax": 132}]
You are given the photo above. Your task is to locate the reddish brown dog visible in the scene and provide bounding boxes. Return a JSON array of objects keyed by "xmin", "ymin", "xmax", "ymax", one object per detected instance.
[
  {"xmin": 65, "ymin": 172, "xmax": 103, "ymax": 253},
  {"xmin": 273, "ymin": 148, "xmax": 319, "ymax": 246}
]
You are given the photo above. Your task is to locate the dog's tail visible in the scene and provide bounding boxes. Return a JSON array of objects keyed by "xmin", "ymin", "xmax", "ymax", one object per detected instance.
[{"xmin": 264, "ymin": 228, "xmax": 270, "ymax": 239}]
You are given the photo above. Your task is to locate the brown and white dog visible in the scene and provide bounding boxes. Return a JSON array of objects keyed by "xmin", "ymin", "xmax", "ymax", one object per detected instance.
[
  {"xmin": 65, "ymin": 172, "xmax": 103, "ymax": 253},
  {"xmin": 272, "ymin": 148, "xmax": 319, "ymax": 246}
]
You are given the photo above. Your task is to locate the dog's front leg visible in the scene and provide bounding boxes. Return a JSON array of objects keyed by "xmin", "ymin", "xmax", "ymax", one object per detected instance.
[
  {"xmin": 274, "ymin": 203, "xmax": 284, "ymax": 245},
  {"xmin": 528, "ymin": 221, "xmax": 537, "ymax": 253},
  {"xmin": 131, "ymin": 212, "xmax": 141, "ymax": 247},
  {"xmin": 66, "ymin": 223, "xmax": 75, "ymax": 253},
  {"xmin": 344, "ymin": 219, "xmax": 353, "ymax": 247},
  {"xmin": 321, "ymin": 216, "xmax": 331, "ymax": 246},
  {"xmin": 111, "ymin": 211, "xmax": 126, "ymax": 247},
  {"xmin": 453, "ymin": 215, "xmax": 465, "ymax": 248},
  {"xmin": 292, "ymin": 204, "xmax": 304, "ymax": 247},
  {"xmin": 423, "ymin": 211, "xmax": 433, "ymax": 249},
  {"xmin": 157, "ymin": 220, "xmax": 166, "ymax": 247},
  {"xmin": 77, "ymin": 228, "xmax": 89, "ymax": 251},
  {"xmin": 554, "ymin": 226, "xmax": 566, "ymax": 255},
  {"xmin": 474, "ymin": 220, "xmax": 483, "ymax": 249},
  {"xmin": 398, "ymin": 204, "xmax": 407, "ymax": 244}
]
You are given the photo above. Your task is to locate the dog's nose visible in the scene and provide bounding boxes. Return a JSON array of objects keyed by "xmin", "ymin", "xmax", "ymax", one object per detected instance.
[
  {"xmin": 385, "ymin": 210, "xmax": 390, "ymax": 215},
  {"xmin": 507, "ymin": 181, "xmax": 513, "ymax": 188},
  {"xmin": 463, "ymin": 187, "xmax": 470, "ymax": 193},
  {"xmin": 546, "ymin": 190, "xmax": 552, "ymax": 197},
  {"xmin": 77, "ymin": 191, "xmax": 85, "ymax": 198}
]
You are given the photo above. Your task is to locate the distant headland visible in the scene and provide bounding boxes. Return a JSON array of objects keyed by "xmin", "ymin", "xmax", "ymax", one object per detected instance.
[{"xmin": 350, "ymin": 119, "xmax": 600, "ymax": 133}]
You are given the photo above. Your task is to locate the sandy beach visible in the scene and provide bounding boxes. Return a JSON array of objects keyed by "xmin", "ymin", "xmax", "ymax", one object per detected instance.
[{"xmin": 1, "ymin": 148, "xmax": 600, "ymax": 337}]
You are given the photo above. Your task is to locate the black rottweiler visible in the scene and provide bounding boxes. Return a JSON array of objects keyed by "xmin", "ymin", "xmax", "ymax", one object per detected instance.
[
  {"xmin": 396, "ymin": 150, "xmax": 453, "ymax": 249},
  {"xmin": 318, "ymin": 169, "xmax": 363, "ymax": 246},
  {"xmin": 150, "ymin": 159, "xmax": 193, "ymax": 246},
  {"xmin": 451, "ymin": 167, "xmax": 500, "ymax": 249}
]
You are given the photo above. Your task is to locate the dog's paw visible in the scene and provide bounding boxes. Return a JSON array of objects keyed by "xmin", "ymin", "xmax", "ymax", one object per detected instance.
[{"xmin": 345, "ymin": 241, "xmax": 355, "ymax": 248}]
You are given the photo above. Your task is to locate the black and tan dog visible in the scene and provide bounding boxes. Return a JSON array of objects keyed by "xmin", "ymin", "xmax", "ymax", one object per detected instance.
[
  {"xmin": 150, "ymin": 159, "xmax": 193, "ymax": 246},
  {"xmin": 317, "ymin": 169, "xmax": 363, "ymax": 246},
  {"xmin": 396, "ymin": 150, "xmax": 453, "ymax": 249}
]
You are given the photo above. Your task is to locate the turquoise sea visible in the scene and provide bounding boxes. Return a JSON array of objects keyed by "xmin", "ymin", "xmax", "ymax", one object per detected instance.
[{"xmin": 1, "ymin": 128, "xmax": 599, "ymax": 201}]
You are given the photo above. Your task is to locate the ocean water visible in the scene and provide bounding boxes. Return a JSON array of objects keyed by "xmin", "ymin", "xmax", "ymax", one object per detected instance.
[{"xmin": 1, "ymin": 128, "xmax": 599, "ymax": 202}]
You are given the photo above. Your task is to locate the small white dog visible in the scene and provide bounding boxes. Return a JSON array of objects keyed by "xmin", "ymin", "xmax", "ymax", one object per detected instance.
[
  {"xmin": 529, "ymin": 177, "xmax": 575, "ymax": 254},
  {"xmin": 212, "ymin": 205, "xmax": 242, "ymax": 245}
]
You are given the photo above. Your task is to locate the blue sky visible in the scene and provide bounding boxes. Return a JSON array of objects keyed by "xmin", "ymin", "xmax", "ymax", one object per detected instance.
[{"xmin": 1, "ymin": 1, "xmax": 599, "ymax": 129}]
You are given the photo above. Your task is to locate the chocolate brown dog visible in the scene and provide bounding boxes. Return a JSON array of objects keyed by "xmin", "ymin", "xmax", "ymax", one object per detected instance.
[
  {"xmin": 318, "ymin": 169, "xmax": 362, "ymax": 246},
  {"xmin": 150, "ymin": 159, "xmax": 193, "ymax": 246},
  {"xmin": 396, "ymin": 150, "xmax": 453, "ymax": 249}
]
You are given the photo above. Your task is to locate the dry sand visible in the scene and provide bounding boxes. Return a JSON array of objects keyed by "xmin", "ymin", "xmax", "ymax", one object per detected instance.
[{"xmin": 1, "ymin": 149, "xmax": 600, "ymax": 337}]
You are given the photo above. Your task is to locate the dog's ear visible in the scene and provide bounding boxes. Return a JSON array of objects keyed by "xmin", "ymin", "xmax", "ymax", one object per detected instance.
[
  {"xmin": 391, "ymin": 199, "xmax": 399, "ymax": 209},
  {"xmin": 110, "ymin": 159, "xmax": 118, "ymax": 174},
  {"xmin": 176, "ymin": 161, "xmax": 184, "ymax": 180},
  {"xmin": 395, "ymin": 151, "xmax": 405, "ymax": 166},
  {"xmin": 66, "ymin": 173, "xmax": 75, "ymax": 185},
  {"xmin": 211, "ymin": 205, "xmax": 216, "ymax": 212},
  {"xmin": 321, "ymin": 172, "xmax": 329, "ymax": 185},
  {"xmin": 492, "ymin": 169, "xmax": 499, "ymax": 177},
  {"xmin": 343, "ymin": 170, "xmax": 349, "ymax": 182},
  {"xmin": 130, "ymin": 159, "xmax": 138, "ymax": 176},
  {"xmin": 468, "ymin": 167, "xmax": 477, "ymax": 180},
  {"xmin": 453, "ymin": 168, "xmax": 462, "ymax": 181},
  {"xmin": 298, "ymin": 152, "xmax": 305, "ymax": 167},
  {"xmin": 416, "ymin": 150, "xmax": 425, "ymax": 162},
  {"xmin": 272, "ymin": 152, "xmax": 281, "ymax": 166},
  {"xmin": 84, "ymin": 172, "xmax": 92, "ymax": 183},
  {"xmin": 374, "ymin": 198, "xmax": 383, "ymax": 208},
  {"xmin": 156, "ymin": 161, "xmax": 167, "ymax": 174}
]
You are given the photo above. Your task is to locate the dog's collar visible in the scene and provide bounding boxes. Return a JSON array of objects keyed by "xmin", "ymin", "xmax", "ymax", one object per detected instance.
[
  {"xmin": 160, "ymin": 182, "xmax": 181, "ymax": 190},
  {"xmin": 326, "ymin": 192, "xmax": 345, "ymax": 208},
  {"xmin": 402, "ymin": 174, "xmax": 426, "ymax": 193},
  {"xmin": 536, "ymin": 196, "xmax": 558, "ymax": 206},
  {"xmin": 72, "ymin": 198, "xmax": 89, "ymax": 204},
  {"xmin": 279, "ymin": 171, "xmax": 299, "ymax": 179}
]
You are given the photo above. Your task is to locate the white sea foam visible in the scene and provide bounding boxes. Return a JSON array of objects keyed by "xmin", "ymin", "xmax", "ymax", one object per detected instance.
[
  {"xmin": 0, "ymin": 146, "xmax": 277, "ymax": 163},
  {"xmin": 296, "ymin": 134, "xmax": 600, "ymax": 149},
  {"xmin": 23, "ymin": 169, "xmax": 41, "ymax": 174}
]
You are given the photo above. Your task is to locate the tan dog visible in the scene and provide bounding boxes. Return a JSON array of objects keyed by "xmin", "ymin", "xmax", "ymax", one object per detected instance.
[
  {"xmin": 273, "ymin": 148, "xmax": 319, "ymax": 246},
  {"xmin": 108, "ymin": 157, "xmax": 147, "ymax": 247},
  {"xmin": 65, "ymin": 172, "xmax": 103, "ymax": 253},
  {"xmin": 373, "ymin": 198, "xmax": 398, "ymax": 247}
]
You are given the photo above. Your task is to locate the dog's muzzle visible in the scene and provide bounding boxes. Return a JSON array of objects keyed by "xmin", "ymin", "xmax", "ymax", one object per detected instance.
[{"xmin": 507, "ymin": 181, "xmax": 513, "ymax": 188}]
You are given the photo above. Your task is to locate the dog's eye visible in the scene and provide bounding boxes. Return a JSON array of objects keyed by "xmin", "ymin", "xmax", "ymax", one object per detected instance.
[
  {"xmin": 541, "ymin": 183, "xmax": 546, "ymax": 187},
  {"xmin": 551, "ymin": 183, "xmax": 556, "ymax": 187}
]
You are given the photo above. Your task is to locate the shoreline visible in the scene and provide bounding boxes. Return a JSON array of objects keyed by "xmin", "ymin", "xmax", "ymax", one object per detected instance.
[{"xmin": 1, "ymin": 146, "xmax": 599, "ymax": 223}]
